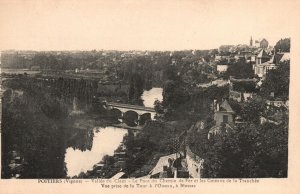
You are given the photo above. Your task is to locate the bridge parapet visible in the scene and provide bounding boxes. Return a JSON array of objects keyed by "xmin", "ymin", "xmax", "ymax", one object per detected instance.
[
  {"xmin": 106, "ymin": 102, "xmax": 156, "ymax": 120},
  {"xmin": 107, "ymin": 102, "xmax": 155, "ymax": 112}
]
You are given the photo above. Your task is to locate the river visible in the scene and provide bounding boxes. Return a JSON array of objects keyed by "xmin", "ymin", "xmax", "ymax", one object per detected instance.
[
  {"xmin": 65, "ymin": 127, "xmax": 127, "ymax": 177},
  {"xmin": 64, "ymin": 87, "xmax": 163, "ymax": 177},
  {"xmin": 142, "ymin": 87, "xmax": 163, "ymax": 108}
]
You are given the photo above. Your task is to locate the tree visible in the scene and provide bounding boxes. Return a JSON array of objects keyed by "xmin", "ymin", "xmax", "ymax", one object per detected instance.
[
  {"xmin": 260, "ymin": 62, "xmax": 290, "ymax": 100},
  {"xmin": 154, "ymin": 100, "xmax": 164, "ymax": 114},
  {"xmin": 102, "ymin": 155, "xmax": 115, "ymax": 166},
  {"xmin": 226, "ymin": 61, "xmax": 254, "ymax": 79},
  {"xmin": 162, "ymin": 80, "xmax": 189, "ymax": 109},
  {"xmin": 163, "ymin": 64, "xmax": 180, "ymax": 81},
  {"xmin": 274, "ymin": 38, "xmax": 290, "ymax": 52},
  {"xmin": 203, "ymin": 120, "xmax": 288, "ymax": 178},
  {"xmin": 128, "ymin": 73, "xmax": 145, "ymax": 102},
  {"xmin": 203, "ymin": 127, "xmax": 242, "ymax": 178},
  {"xmin": 240, "ymin": 96, "xmax": 265, "ymax": 124},
  {"xmin": 204, "ymin": 85, "xmax": 229, "ymax": 101},
  {"xmin": 1, "ymin": 87, "xmax": 68, "ymax": 178}
]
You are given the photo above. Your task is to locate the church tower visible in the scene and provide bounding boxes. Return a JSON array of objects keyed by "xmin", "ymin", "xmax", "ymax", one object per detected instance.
[{"xmin": 250, "ymin": 36, "xmax": 253, "ymax": 46}]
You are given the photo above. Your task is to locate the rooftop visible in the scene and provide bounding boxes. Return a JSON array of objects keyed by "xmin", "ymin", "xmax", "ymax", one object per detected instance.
[
  {"xmin": 257, "ymin": 49, "xmax": 270, "ymax": 58},
  {"xmin": 219, "ymin": 99, "xmax": 234, "ymax": 113}
]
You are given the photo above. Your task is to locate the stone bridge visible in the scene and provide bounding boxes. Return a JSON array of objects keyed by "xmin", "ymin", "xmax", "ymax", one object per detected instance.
[{"xmin": 106, "ymin": 102, "xmax": 156, "ymax": 121}]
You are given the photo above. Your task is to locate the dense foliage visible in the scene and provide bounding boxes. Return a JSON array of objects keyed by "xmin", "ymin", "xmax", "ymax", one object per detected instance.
[
  {"xmin": 226, "ymin": 60, "xmax": 254, "ymax": 79},
  {"xmin": 128, "ymin": 73, "xmax": 145, "ymax": 103},
  {"xmin": 1, "ymin": 77, "xmax": 98, "ymax": 178},
  {"xmin": 260, "ymin": 62, "xmax": 290, "ymax": 100},
  {"xmin": 274, "ymin": 38, "xmax": 290, "ymax": 52},
  {"xmin": 202, "ymin": 121, "xmax": 288, "ymax": 178},
  {"xmin": 1, "ymin": 87, "xmax": 69, "ymax": 178}
]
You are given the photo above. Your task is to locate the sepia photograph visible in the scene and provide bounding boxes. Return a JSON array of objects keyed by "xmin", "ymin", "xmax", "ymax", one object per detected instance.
[{"xmin": 0, "ymin": 1, "xmax": 299, "ymax": 193}]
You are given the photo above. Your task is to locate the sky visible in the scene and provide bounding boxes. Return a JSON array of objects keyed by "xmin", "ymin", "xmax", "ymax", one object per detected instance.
[{"xmin": 0, "ymin": 0, "xmax": 299, "ymax": 51}]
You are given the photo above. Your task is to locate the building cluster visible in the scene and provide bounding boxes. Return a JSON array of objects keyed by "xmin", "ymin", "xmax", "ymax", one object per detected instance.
[
  {"xmin": 215, "ymin": 37, "xmax": 290, "ymax": 79},
  {"xmin": 194, "ymin": 37, "xmax": 290, "ymax": 145},
  {"xmin": 206, "ymin": 96, "xmax": 288, "ymax": 140},
  {"xmin": 253, "ymin": 49, "xmax": 289, "ymax": 78},
  {"xmin": 141, "ymin": 37, "xmax": 290, "ymax": 179},
  {"xmin": 209, "ymin": 37, "xmax": 289, "ymax": 127}
]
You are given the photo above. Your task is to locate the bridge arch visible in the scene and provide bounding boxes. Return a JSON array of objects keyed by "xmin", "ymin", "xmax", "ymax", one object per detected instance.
[
  {"xmin": 139, "ymin": 113, "xmax": 151, "ymax": 125},
  {"xmin": 123, "ymin": 110, "xmax": 139, "ymax": 126},
  {"xmin": 110, "ymin": 108, "xmax": 123, "ymax": 119}
]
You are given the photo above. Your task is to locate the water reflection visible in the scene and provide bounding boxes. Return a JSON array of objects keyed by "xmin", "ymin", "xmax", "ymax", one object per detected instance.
[
  {"xmin": 65, "ymin": 127, "xmax": 127, "ymax": 177},
  {"xmin": 141, "ymin": 87, "xmax": 163, "ymax": 108},
  {"xmin": 68, "ymin": 129, "xmax": 94, "ymax": 151}
]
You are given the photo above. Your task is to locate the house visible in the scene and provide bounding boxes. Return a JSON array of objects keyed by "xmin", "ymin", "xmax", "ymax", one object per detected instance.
[
  {"xmin": 260, "ymin": 38, "xmax": 269, "ymax": 48},
  {"xmin": 235, "ymin": 51, "xmax": 252, "ymax": 62},
  {"xmin": 250, "ymin": 48, "xmax": 261, "ymax": 63},
  {"xmin": 254, "ymin": 38, "xmax": 269, "ymax": 48},
  {"xmin": 256, "ymin": 49, "xmax": 271, "ymax": 65},
  {"xmin": 254, "ymin": 52, "xmax": 289, "ymax": 78},
  {"xmin": 213, "ymin": 99, "xmax": 234, "ymax": 126},
  {"xmin": 207, "ymin": 99, "xmax": 237, "ymax": 139},
  {"xmin": 217, "ymin": 64, "xmax": 229, "ymax": 72},
  {"xmin": 253, "ymin": 49, "xmax": 272, "ymax": 77}
]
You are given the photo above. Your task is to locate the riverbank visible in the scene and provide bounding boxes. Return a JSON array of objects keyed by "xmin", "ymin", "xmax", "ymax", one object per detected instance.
[
  {"xmin": 71, "ymin": 113, "xmax": 118, "ymax": 130},
  {"xmin": 111, "ymin": 123, "xmax": 143, "ymax": 131}
]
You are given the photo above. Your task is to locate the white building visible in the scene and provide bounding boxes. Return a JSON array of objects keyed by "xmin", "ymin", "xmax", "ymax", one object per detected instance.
[
  {"xmin": 254, "ymin": 52, "xmax": 289, "ymax": 78},
  {"xmin": 217, "ymin": 64, "xmax": 229, "ymax": 72}
]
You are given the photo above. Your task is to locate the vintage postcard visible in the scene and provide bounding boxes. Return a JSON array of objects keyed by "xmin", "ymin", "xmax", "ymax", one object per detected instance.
[{"xmin": 0, "ymin": 0, "xmax": 300, "ymax": 194}]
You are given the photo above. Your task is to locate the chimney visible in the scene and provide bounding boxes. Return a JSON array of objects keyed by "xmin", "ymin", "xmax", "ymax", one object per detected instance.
[{"xmin": 213, "ymin": 99, "xmax": 217, "ymax": 111}]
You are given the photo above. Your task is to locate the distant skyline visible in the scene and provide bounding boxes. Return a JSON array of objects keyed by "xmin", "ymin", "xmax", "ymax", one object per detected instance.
[{"xmin": 0, "ymin": 0, "xmax": 298, "ymax": 51}]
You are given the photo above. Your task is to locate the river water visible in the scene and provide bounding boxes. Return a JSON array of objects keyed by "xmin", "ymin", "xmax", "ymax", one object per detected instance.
[
  {"xmin": 142, "ymin": 87, "xmax": 163, "ymax": 108},
  {"xmin": 64, "ymin": 87, "xmax": 163, "ymax": 177},
  {"xmin": 65, "ymin": 127, "xmax": 127, "ymax": 177}
]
